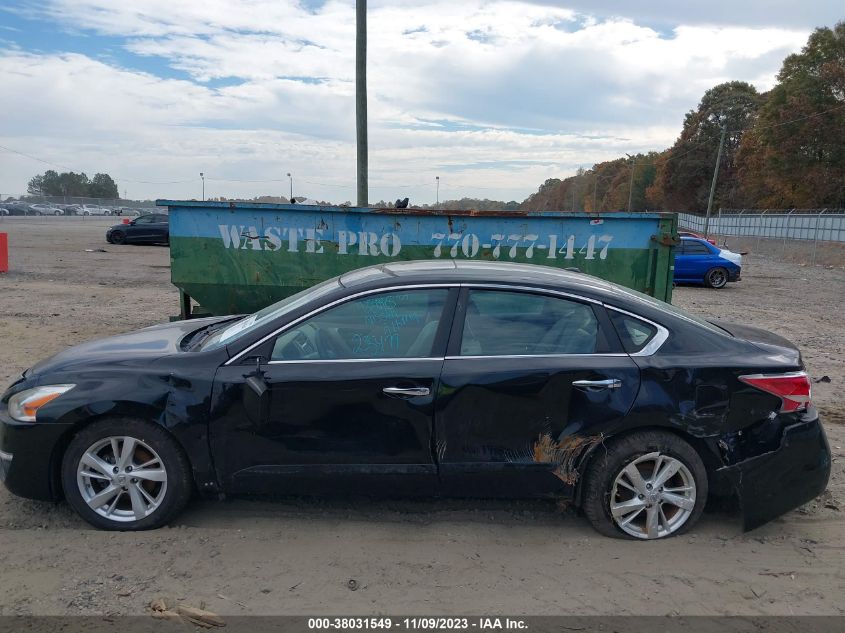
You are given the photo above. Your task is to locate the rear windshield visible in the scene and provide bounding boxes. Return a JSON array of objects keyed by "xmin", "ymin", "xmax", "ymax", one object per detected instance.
[{"xmin": 200, "ymin": 278, "xmax": 340, "ymax": 351}]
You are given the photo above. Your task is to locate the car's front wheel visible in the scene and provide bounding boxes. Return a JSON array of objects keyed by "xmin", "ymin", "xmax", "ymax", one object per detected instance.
[
  {"xmin": 582, "ymin": 430, "xmax": 707, "ymax": 539},
  {"xmin": 61, "ymin": 418, "xmax": 192, "ymax": 530},
  {"xmin": 110, "ymin": 231, "xmax": 126, "ymax": 244},
  {"xmin": 705, "ymin": 267, "xmax": 728, "ymax": 289}
]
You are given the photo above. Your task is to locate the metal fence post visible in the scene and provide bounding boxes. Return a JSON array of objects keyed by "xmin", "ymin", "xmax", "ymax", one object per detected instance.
[{"xmin": 812, "ymin": 209, "xmax": 826, "ymax": 264}]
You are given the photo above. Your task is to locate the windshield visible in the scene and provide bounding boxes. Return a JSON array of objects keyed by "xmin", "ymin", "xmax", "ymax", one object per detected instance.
[{"xmin": 200, "ymin": 278, "xmax": 340, "ymax": 351}]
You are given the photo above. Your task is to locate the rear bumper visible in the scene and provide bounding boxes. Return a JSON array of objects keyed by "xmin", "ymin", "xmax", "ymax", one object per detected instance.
[{"xmin": 719, "ymin": 415, "xmax": 830, "ymax": 531}]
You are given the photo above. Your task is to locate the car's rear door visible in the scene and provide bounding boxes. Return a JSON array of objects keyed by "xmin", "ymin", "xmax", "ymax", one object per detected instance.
[
  {"xmin": 127, "ymin": 215, "xmax": 155, "ymax": 242},
  {"xmin": 435, "ymin": 286, "xmax": 640, "ymax": 497},
  {"xmin": 209, "ymin": 286, "xmax": 458, "ymax": 496},
  {"xmin": 149, "ymin": 215, "xmax": 169, "ymax": 243}
]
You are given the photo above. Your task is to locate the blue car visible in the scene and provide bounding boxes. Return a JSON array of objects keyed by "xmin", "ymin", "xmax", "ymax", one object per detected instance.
[{"xmin": 674, "ymin": 237, "xmax": 742, "ymax": 289}]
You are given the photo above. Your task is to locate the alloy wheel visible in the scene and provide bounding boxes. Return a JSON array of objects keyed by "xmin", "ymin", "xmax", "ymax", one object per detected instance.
[
  {"xmin": 609, "ymin": 451, "xmax": 696, "ymax": 539},
  {"xmin": 708, "ymin": 269, "xmax": 727, "ymax": 288},
  {"xmin": 76, "ymin": 436, "xmax": 168, "ymax": 523}
]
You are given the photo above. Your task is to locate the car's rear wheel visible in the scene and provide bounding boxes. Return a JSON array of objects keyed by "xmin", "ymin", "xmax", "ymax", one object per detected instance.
[
  {"xmin": 582, "ymin": 430, "xmax": 707, "ymax": 540},
  {"xmin": 61, "ymin": 418, "xmax": 192, "ymax": 530},
  {"xmin": 705, "ymin": 267, "xmax": 728, "ymax": 289},
  {"xmin": 111, "ymin": 231, "xmax": 126, "ymax": 244}
]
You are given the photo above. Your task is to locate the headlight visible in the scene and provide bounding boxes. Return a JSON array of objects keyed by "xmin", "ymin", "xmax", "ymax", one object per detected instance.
[{"xmin": 7, "ymin": 385, "xmax": 75, "ymax": 422}]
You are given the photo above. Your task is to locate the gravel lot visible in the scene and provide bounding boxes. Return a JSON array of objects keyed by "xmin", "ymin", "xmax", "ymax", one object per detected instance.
[{"xmin": 0, "ymin": 217, "xmax": 843, "ymax": 617}]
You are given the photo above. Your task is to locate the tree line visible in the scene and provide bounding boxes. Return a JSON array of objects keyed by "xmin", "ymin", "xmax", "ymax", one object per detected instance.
[
  {"xmin": 521, "ymin": 22, "xmax": 845, "ymax": 213},
  {"xmin": 27, "ymin": 170, "xmax": 120, "ymax": 199}
]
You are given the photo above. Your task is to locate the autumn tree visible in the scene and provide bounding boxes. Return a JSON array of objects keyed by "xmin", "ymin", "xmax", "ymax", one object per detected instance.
[
  {"xmin": 653, "ymin": 81, "xmax": 763, "ymax": 212},
  {"xmin": 735, "ymin": 22, "xmax": 845, "ymax": 207}
]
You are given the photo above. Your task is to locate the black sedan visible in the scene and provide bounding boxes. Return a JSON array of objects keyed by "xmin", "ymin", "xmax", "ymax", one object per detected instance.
[
  {"xmin": 0, "ymin": 261, "xmax": 830, "ymax": 538},
  {"xmin": 106, "ymin": 214, "xmax": 169, "ymax": 245}
]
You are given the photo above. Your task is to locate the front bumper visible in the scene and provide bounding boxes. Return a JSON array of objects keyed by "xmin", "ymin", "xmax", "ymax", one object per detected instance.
[
  {"xmin": 0, "ymin": 409, "xmax": 72, "ymax": 501},
  {"xmin": 729, "ymin": 268, "xmax": 741, "ymax": 282},
  {"xmin": 0, "ymin": 449, "xmax": 12, "ymax": 482},
  {"xmin": 719, "ymin": 416, "xmax": 831, "ymax": 531}
]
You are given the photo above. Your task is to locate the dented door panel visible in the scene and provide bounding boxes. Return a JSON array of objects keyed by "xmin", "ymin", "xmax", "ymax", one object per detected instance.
[{"xmin": 435, "ymin": 355, "xmax": 640, "ymax": 496}]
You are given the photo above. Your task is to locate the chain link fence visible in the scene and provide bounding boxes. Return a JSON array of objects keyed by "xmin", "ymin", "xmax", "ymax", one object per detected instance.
[{"xmin": 678, "ymin": 209, "xmax": 845, "ymax": 266}]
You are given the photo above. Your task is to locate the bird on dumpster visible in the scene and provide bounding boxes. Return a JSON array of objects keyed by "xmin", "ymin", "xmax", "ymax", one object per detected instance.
[{"xmin": 395, "ymin": 197, "xmax": 409, "ymax": 209}]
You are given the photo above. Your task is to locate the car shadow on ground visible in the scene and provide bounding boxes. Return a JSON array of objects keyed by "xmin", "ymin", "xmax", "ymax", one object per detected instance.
[
  {"xmin": 0, "ymin": 488, "xmax": 746, "ymax": 535},
  {"xmin": 175, "ymin": 494, "xmax": 745, "ymax": 536}
]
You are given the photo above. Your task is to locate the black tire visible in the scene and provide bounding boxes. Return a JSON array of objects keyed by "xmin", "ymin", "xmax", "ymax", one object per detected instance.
[
  {"xmin": 705, "ymin": 267, "xmax": 728, "ymax": 289},
  {"xmin": 61, "ymin": 417, "xmax": 192, "ymax": 531},
  {"xmin": 582, "ymin": 430, "xmax": 708, "ymax": 540},
  {"xmin": 111, "ymin": 231, "xmax": 126, "ymax": 245}
]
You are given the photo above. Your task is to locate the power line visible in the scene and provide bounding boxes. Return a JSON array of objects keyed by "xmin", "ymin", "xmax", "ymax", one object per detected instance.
[{"xmin": 0, "ymin": 144, "xmax": 198, "ymax": 185}]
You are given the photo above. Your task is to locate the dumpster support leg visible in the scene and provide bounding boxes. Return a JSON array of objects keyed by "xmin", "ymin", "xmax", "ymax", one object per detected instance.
[{"xmin": 179, "ymin": 289, "xmax": 192, "ymax": 320}]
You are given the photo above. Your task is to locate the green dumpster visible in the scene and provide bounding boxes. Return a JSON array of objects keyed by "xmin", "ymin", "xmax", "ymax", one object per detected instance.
[{"xmin": 159, "ymin": 200, "xmax": 678, "ymax": 317}]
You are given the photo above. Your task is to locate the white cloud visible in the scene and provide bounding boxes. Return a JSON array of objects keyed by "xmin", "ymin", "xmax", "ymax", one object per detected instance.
[{"xmin": 0, "ymin": 0, "xmax": 816, "ymax": 202}]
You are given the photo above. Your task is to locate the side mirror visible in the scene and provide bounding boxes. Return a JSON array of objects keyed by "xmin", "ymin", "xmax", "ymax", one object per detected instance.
[{"xmin": 129, "ymin": 219, "xmax": 137, "ymax": 225}]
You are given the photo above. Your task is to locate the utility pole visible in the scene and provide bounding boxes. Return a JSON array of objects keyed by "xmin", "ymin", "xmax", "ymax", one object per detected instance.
[
  {"xmin": 704, "ymin": 125, "xmax": 727, "ymax": 239},
  {"xmin": 286, "ymin": 172, "xmax": 293, "ymax": 202},
  {"xmin": 435, "ymin": 176, "xmax": 440, "ymax": 204},
  {"xmin": 200, "ymin": 172, "xmax": 205, "ymax": 201},
  {"xmin": 356, "ymin": 0, "xmax": 368, "ymax": 207},
  {"xmin": 625, "ymin": 153, "xmax": 635, "ymax": 212}
]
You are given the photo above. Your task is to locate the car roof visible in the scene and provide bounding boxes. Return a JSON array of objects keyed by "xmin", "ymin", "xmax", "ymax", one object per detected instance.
[{"xmin": 338, "ymin": 260, "xmax": 631, "ymax": 303}]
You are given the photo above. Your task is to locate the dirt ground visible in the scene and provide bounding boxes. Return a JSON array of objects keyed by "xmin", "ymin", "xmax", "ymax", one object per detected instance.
[{"xmin": 0, "ymin": 216, "xmax": 843, "ymax": 617}]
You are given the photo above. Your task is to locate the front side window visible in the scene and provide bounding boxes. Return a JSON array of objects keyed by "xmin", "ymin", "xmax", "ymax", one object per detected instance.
[
  {"xmin": 271, "ymin": 289, "xmax": 449, "ymax": 361},
  {"xmin": 460, "ymin": 290, "xmax": 598, "ymax": 356},
  {"xmin": 134, "ymin": 216, "xmax": 153, "ymax": 224}
]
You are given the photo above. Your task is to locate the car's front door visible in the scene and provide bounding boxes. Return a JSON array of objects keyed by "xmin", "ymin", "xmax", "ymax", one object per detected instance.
[
  {"xmin": 674, "ymin": 240, "xmax": 712, "ymax": 282},
  {"xmin": 435, "ymin": 287, "xmax": 641, "ymax": 497},
  {"xmin": 210, "ymin": 286, "xmax": 458, "ymax": 495},
  {"xmin": 127, "ymin": 215, "xmax": 155, "ymax": 242}
]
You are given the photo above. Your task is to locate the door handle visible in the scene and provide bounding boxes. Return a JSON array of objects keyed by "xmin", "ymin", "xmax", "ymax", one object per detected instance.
[
  {"xmin": 572, "ymin": 379, "xmax": 622, "ymax": 391},
  {"xmin": 383, "ymin": 386, "xmax": 431, "ymax": 397}
]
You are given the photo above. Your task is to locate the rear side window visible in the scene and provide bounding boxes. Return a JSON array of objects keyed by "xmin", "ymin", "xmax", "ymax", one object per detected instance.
[
  {"xmin": 681, "ymin": 241, "xmax": 710, "ymax": 255},
  {"xmin": 459, "ymin": 290, "xmax": 598, "ymax": 356},
  {"xmin": 608, "ymin": 311, "xmax": 658, "ymax": 353}
]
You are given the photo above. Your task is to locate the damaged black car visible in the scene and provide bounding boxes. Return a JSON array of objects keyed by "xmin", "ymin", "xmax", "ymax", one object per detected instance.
[{"xmin": 0, "ymin": 261, "xmax": 831, "ymax": 538}]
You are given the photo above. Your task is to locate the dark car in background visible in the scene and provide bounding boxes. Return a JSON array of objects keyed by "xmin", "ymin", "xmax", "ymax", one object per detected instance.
[
  {"xmin": 0, "ymin": 261, "xmax": 829, "ymax": 538},
  {"xmin": 4, "ymin": 201, "xmax": 37, "ymax": 215},
  {"xmin": 106, "ymin": 213, "xmax": 169, "ymax": 245}
]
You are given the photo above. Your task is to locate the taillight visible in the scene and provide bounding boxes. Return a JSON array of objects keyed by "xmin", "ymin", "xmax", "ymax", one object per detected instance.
[{"xmin": 738, "ymin": 371, "xmax": 811, "ymax": 413}]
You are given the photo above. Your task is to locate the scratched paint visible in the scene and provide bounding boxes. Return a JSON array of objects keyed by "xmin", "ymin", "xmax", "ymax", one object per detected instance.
[{"xmin": 532, "ymin": 433, "xmax": 604, "ymax": 484}]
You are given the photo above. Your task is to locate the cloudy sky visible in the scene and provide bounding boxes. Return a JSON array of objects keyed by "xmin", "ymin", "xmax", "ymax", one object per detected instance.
[{"xmin": 0, "ymin": 1, "xmax": 839, "ymax": 203}]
